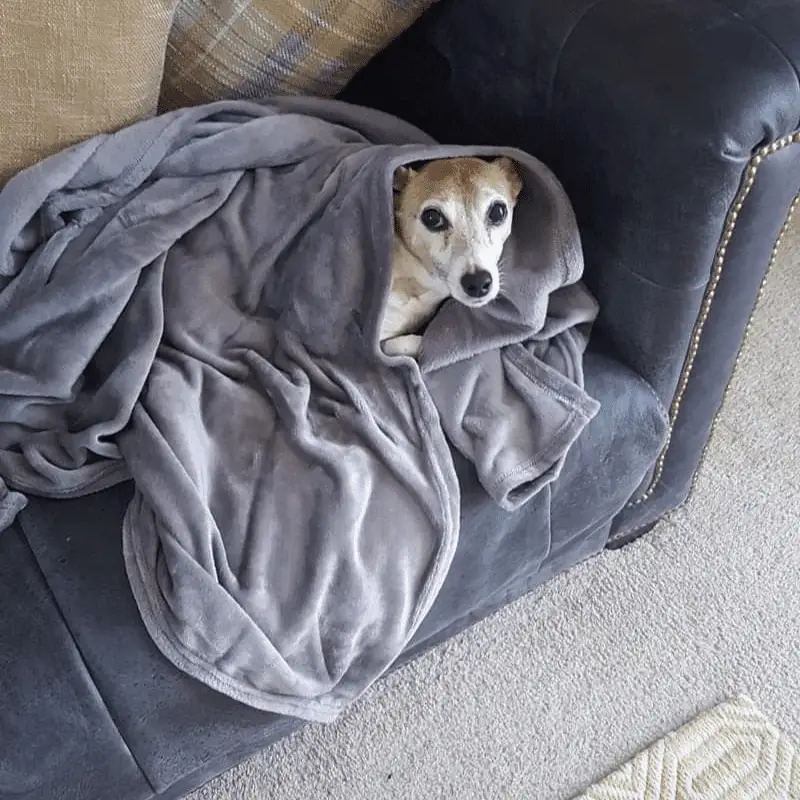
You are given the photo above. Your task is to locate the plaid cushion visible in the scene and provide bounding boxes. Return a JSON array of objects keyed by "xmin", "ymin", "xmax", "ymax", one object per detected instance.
[
  {"xmin": 159, "ymin": 0, "xmax": 436, "ymax": 111},
  {"xmin": 0, "ymin": 0, "xmax": 176, "ymax": 184}
]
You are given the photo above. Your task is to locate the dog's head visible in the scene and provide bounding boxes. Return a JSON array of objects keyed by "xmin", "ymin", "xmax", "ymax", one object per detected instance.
[{"xmin": 393, "ymin": 156, "xmax": 523, "ymax": 307}]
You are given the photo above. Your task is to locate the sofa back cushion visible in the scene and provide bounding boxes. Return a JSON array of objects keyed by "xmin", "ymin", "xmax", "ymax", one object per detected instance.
[
  {"xmin": 159, "ymin": 0, "xmax": 437, "ymax": 111},
  {"xmin": 0, "ymin": 0, "xmax": 177, "ymax": 184}
]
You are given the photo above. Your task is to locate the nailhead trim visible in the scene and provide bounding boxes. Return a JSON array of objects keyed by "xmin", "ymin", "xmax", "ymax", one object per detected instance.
[
  {"xmin": 624, "ymin": 131, "xmax": 800, "ymax": 513},
  {"xmin": 683, "ymin": 188, "xmax": 800, "ymax": 505}
]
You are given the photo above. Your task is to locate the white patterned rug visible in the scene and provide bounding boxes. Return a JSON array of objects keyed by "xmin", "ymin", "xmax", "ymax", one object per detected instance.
[{"xmin": 575, "ymin": 696, "xmax": 800, "ymax": 799}]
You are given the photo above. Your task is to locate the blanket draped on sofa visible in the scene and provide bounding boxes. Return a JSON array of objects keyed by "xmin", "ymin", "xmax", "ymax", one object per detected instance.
[{"xmin": 0, "ymin": 97, "xmax": 599, "ymax": 721}]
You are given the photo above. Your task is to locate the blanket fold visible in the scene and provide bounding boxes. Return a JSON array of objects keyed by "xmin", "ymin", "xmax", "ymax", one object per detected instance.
[{"xmin": 0, "ymin": 97, "xmax": 599, "ymax": 721}]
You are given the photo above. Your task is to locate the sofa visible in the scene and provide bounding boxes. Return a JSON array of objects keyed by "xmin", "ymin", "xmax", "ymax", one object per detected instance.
[{"xmin": 1, "ymin": 1, "xmax": 799, "ymax": 798}]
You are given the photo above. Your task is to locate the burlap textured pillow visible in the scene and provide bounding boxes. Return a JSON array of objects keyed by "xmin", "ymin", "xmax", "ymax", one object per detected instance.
[
  {"xmin": 159, "ymin": 0, "xmax": 437, "ymax": 111},
  {"xmin": 0, "ymin": 0, "xmax": 176, "ymax": 184}
]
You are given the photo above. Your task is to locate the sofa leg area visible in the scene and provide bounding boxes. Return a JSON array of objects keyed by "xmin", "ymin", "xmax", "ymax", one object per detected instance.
[{"xmin": 605, "ymin": 520, "xmax": 659, "ymax": 550}]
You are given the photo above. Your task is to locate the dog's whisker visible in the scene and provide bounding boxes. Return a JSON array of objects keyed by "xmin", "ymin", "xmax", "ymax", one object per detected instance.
[{"xmin": 497, "ymin": 261, "xmax": 508, "ymax": 289}]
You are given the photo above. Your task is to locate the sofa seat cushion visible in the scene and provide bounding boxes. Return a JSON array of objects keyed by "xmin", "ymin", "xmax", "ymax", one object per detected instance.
[
  {"xmin": 0, "ymin": 524, "xmax": 150, "ymax": 800},
  {"xmin": 13, "ymin": 349, "xmax": 666, "ymax": 797}
]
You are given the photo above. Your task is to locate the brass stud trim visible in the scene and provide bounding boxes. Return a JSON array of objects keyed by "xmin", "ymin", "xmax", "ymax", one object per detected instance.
[
  {"xmin": 626, "ymin": 134, "xmax": 800, "ymax": 510},
  {"xmin": 682, "ymin": 189, "xmax": 800, "ymax": 507}
]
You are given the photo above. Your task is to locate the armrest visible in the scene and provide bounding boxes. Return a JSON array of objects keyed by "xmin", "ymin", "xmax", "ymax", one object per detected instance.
[{"xmin": 341, "ymin": 0, "xmax": 800, "ymax": 532}]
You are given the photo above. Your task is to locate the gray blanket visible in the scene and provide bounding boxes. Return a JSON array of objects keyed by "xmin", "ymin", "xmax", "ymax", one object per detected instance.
[{"xmin": 0, "ymin": 97, "xmax": 599, "ymax": 721}]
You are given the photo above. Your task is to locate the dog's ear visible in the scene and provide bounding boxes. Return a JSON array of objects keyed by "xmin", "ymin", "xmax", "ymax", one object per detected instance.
[
  {"xmin": 393, "ymin": 166, "xmax": 415, "ymax": 194},
  {"xmin": 492, "ymin": 157, "xmax": 523, "ymax": 200}
]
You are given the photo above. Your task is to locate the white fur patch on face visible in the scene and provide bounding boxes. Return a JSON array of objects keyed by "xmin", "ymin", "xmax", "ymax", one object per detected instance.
[
  {"xmin": 394, "ymin": 157, "xmax": 522, "ymax": 309},
  {"xmin": 413, "ymin": 187, "xmax": 512, "ymax": 305}
]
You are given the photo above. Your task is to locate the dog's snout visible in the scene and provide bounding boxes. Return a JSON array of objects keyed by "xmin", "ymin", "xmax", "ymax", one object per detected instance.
[{"xmin": 461, "ymin": 270, "xmax": 493, "ymax": 299}]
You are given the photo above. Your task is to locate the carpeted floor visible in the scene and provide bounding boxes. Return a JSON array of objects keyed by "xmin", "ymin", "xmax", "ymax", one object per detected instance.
[{"xmin": 191, "ymin": 214, "xmax": 800, "ymax": 800}]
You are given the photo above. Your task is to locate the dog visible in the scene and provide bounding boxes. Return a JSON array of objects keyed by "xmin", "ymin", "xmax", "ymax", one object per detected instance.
[{"xmin": 380, "ymin": 156, "xmax": 523, "ymax": 358}]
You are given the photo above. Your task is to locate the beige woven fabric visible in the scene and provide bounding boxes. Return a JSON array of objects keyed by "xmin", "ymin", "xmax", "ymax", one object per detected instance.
[
  {"xmin": 159, "ymin": 0, "xmax": 436, "ymax": 111},
  {"xmin": 0, "ymin": 0, "xmax": 176, "ymax": 184},
  {"xmin": 575, "ymin": 696, "xmax": 800, "ymax": 799}
]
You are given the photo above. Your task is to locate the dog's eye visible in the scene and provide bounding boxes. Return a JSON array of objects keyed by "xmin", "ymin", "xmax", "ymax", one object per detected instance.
[
  {"xmin": 487, "ymin": 201, "xmax": 508, "ymax": 226},
  {"xmin": 420, "ymin": 208, "xmax": 449, "ymax": 232}
]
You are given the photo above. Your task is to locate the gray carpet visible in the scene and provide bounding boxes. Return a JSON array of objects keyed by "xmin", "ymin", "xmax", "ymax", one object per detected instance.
[{"xmin": 191, "ymin": 215, "xmax": 800, "ymax": 800}]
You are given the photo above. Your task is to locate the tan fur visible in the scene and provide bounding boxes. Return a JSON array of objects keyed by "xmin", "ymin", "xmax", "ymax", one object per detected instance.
[
  {"xmin": 394, "ymin": 157, "xmax": 522, "ymax": 219},
  {"xmin": 381, "ymin": 157, "xmax": 523, "ymax": 358}
]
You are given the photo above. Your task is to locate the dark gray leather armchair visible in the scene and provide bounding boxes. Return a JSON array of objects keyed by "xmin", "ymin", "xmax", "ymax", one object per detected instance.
[{"xmin": 2, "ymin": 1, "xmax": 799, "ymax": 798}]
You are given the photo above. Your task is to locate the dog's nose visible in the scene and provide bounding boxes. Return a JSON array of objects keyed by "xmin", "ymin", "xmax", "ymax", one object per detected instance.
[{"xmin": 461, "ymin": 270, "xmax": 493, "ymax": 298}]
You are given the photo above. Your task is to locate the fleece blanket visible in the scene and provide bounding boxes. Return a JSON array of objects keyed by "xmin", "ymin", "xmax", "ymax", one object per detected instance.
[{"xmin": 0, "ymin": 97, "xmax": 600, "ymax": 722}]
